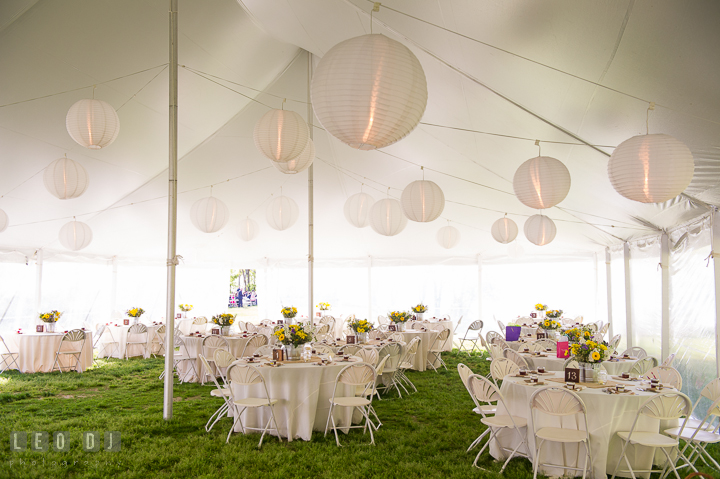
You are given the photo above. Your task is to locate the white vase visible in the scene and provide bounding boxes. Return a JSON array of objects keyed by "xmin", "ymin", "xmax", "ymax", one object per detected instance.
[
  {"xmin": 395, "ymin": 322, "xmax": 406, "ymax": 332},
  {"xmin": 285, "ymin": 316, "xmax": 297, "ymax": 325},
  {"xmin": 416, "ymin": 313, "xmax": 425, "ymax": 321},
  {"xmin": 46, "ymin": 322, "xmax": 56, "ymax": 333},
  {"xmin": 357, "ymin": 332, "xmax": 368, "ymax": 343},
  {"xmin": 221, "ymin": 326, "xmax": 231, "ymax": 336},
  {"xmin": 285, "ymin": 343, "xmax": 302, "ymax": 360},
  {"xmin": 579, "ymin": 362, "xmax": 601, "ymax": 383}
]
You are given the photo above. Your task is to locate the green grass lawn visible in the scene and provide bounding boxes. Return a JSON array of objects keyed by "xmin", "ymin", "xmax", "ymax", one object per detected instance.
[{"xmin": 1, "ymin": 353, "xmax": 719, "ymax": 478}]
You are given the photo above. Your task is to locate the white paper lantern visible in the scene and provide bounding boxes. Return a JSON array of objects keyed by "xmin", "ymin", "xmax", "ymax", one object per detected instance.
[
  {"xmin": 190, "ymin": 197, "xmax": 229, "ymax": 233},
  {"xmin": 513, "ymin": 156, "xmax": 571, "ymax": 209},
  {"xmin": 266, "ymin": 196, "xmax": 299, "ymax": 231},
  {"xmin": 311, "ymin": 34, "xmax": 428, "ymax": 150},
  {"xmin": 508, "ymin": 242, "xmax": 525, "ymax": 258},
  {"xmin": 66, "ymin": 99, "xmax": 119, "ymax": 149},
  {"xmin": 401, "ymin": 180, "xmax": 445, "ymax": 222},
  {"xmin": 58, "ymin": 220, "xmax": 92, "ymax": 251},
  {"xmin": 43, "ymin": 157, "xmax": 89, "ymax": 199},
  {"xmin": 491, "ymin": 217, "xmax": 518, "ymax": 244},
  {"xmin": 608, "ymin": 134, "xmax": 694, "ymax": 203},
  {"xmin": 370, "ymin": 198, "xmax": 407, "ymax": 236},
  {"xmin": 254, "ymin": 109, "xmax": 309, "ymax": 163},
  {"xmin": 437, "ymin": 225, "xmax": 460, "ymax": 249},
  {"xmin": 236, "ymin": 218, "xmax": 259, "ymax": 241},
  {"xmin": 270, "ymin": 139, "xmax": 314, "ymax": 174},
  {"xmin": 0, "ymin": 209, "xmax": 8, "ymax": 233},
  {"xmin": 524, "ymin": 214, "xmax": 557, "ymax": 246},
  {"xmin": 344, "ymin": 192, "xmax": 375, "ymax": 228}
]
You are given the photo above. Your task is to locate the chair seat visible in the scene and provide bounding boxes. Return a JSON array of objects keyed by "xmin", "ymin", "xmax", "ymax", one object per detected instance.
[
  {"xmin": 331, "ymin": 396, "xmax": 371, "ymax": 407},
  {"xmin": 617, "ymin": 430, "xmax": 678, "ymax": 447},
  {"xmin": 233, "ymin": 397, "xmax": 278, "ymax": 407},
  {"xmin": 399, "ymin": 362, "xmax": 413, "ymax": 369},
  {"xmin": 481, "ymin": 415, "xmax": 527, "ymax": 428},
  {"xmin": 462, "ymin": 335, "xmax": 480, "ymax": 341},
  {"xmin": 536, "ymin": 427, "xmax": 588, "ymax": 443},
  {"xmin": 59, "ymin": 349, "xmax": 83, "ymax": 354},
  {"xmin": 664, "ymin": 427, "xmax": 720, "ymax": 444},
  {"xmin": 473, "ymin": 405, "xmax": 497, "ymax": 415},
  {"xmin": 211, "ymin": 388, "xmax": 231, "ymax": 397},
  {"xmin": 683, "ymin": 418, "xmax": 716, "ymax": 431}
]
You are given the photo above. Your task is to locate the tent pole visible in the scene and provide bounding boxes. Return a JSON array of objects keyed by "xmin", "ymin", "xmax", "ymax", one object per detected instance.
[
  {"xmin": 367, "ymin": 256, "xmax": 372, "ymax": 322},
  {"xmin": 110, "ymin": 256, "xmax": 118, "ymax": 318},
  {"xmin": 307, "ymin": 51, "xmax": 314, "ymax": 326},
  {"xmin": 660, "ymin": 233, "xmax": 670, "ymax": 362},
  {"xmin": 712, "ymin": 208, "xmax": 720, "ymax": 377},
  {"xmin": 34, "ymin": 248, "xmax": 43, "ymax": 320},
  {"xmin": 624, "ymin": 242, "xmax": 633, "ymax": 349},
  {"xmin": 163, "ymin": 0, "xmax": 179, "ymax": 421},
  {"xmin": 605, "ymin": 247, "xmax": 613, "ymax": 341},
  {"xmin": 477, "ymin": 254, "xmax": 482, "ymax": 332}
]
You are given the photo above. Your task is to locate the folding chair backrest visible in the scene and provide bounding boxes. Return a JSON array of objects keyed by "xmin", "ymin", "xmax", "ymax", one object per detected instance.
[
  {"xmin": 609, "ymin": 334, "xmax": 621, "ymax": 351},
  {"xmin": 193, "ymin": 317, "xmax": 207, "ymax": 324},
  {"xmin": 0, "ymin": 335, "xmax": 15, "ymax": 353},
  {"xmin": 468, "ymin": 320, "xmax": 483, "ymax": 331},
  {"xmin": 63, "ymin": 329, "xmax": 86, "ymax": 342},
  {"xmin": 638, "ymin": 392, "xmax": 691, "ymax": 421},
  {"xmin": 630, "ymin": 357, "xmax": 657, "ymax": 376},
  {"xmin": 128, "ymin": 324, "xmax": 147, "ymax": 335},
  {"xmin": 435, "ymin": 328, "xmax": 450, "ymax": 342},
  {"xmin": 503, "ymin": 348, "xmax": 529, "ymax": 369},
  {"xmin": 457, "ymin": 363, "xmax": 474, "ymax": 387},
  {"xmin": 156, "ymin": 324, "xmax": 166, "ymax": 336},
  {"xmin": 497, "ymin": 320, "xmax": 505, "ymax": 331},
  {"xmin": 599, "ymin": 323, "xmax": 609, "ymax": 336},
  {"xmin": 94, "ymin": 325, "xmax": 107, "ymax": 343},
  {"xmin": 535, "ymin": 339, "xmax": 557, "ymax": 351},
  {"xmin": 243, "ymin": 335, "xmax": 268, "ymax": 356},
  {"xmin": 530, "ymin": 387, "xmax": 585, "ymax": 416},
  {"xmin": 586, "ymin": 323, "xmax": 598, "ymax": 333},
  {"xmin": 388, "ymin": 332, "xmax": 404, "ymax": 342},
  {"xmin": 254, "ymin": 345, "xmax": 274, "ymax": 357},
  {"xmin": 340, "ymin": 344, "xmax": 361, "ymax": 356},
  {"xmin": 489, "ymin": 344, "xmax": 504, "ymax": 360},
  {"xmin": 355, "ymin": 347, "xmax": 378, "ymax": 366},
  {"xmin": 198, "ymin": 354, "xmax": 226, "ymax": 389},
  {"xmin": 644, "ymin": 366, "xmax": 683, "ymax": 390},
  {"xmin": 411, "ymin": 322, "xmax": 425, "ymax": 330},
  {"xmin": 700, "ymin": 378, "xmax": 720, "ymax": 402},
  {"xmin": 622, "ymin": 346, "xmax": 648, "ymax": 359},
  {"xmin": 375, "ymin": 354, "xmax": 389, "ymax": 376},
  {"xmin": 312, "ymin": 343, "xmax": 335, "ymax": 355},
  {"xmin": 527, "ymin": 342, "xmax": 545, "ymax": 352},
  {"xmin": 316, "ymin": 324, "xmax": 330, "ymax": 335},
  {"xmin": 338, "ymin": 363, "xmax": 376, "ymax": 388},
  {"xmin": 660, "ymin": 352, "xmax": 676, "ymax": 367},
  {"xmin": 173, "ymin": 335, "xmax": 187, "ymax": 349},
  {"xmin": 227, "ymin": 363, "xmax": 263, "ymax": 386},
  {"xmin": 369, "ymin": 330, "xmax": 386, "ymax": 340},
  {"xmin": 203, "ymin": 335, "xmax": 229, "ymax": 359},
  {"xmin": 378, "ymin": 342, "xmax": 402, "ymax": 369},
  {"xmin": 245, "ymin": 323, "xmax": 258, "ymax": 333},
  {"xmin": 490, "ymin": 358, "xmax": 519, "ymax": 382},
  {"xmin": 213, "ymin": 348, "xmax": 236, "ymax": 368},
  {"xmin": 486, "ymin": 331, "xmax": 503, "ymax": 345},
  {"xmin": 468, "ymin": 374, "xmax": 501, "ymax": 404},
  {"xmin": 563, "ymin": 357, "xmax": 580, "ymax": 369}
]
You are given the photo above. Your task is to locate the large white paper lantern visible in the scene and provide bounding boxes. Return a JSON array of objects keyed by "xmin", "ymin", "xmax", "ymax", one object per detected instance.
[
  {"xmin": 311, "ymin": 34, "xmax": 428, "ymax": 150},
  {"xmin": 58, "ymin": 220, "xmax": 92, "ymax": 251},
  {"xmin": 491, "ymin": 217, "xmax": 518, "ymax": 244},
  {"xmin": 66, "ymin": 99, "xmax": 119, "ymax": 149},
  {"xmin": 608, "ymin": 134, "xmax": 694, "ymax": 203},
  {"xmin": 344, "ymin": 192, "xmax": 375, "ymax": 228},
  {"xmin": 437, "ymin": 225, "xmax": 460, "ymax": 249},
  {"xmin": 190, "ymin": 197, "xmax": 229, "ymax": 233},
  {"xmin": 513, "ymin": 156, "xmax": 571, "ymax": 209},
  {"xmin": 401, "ymin": 180, "xmax": 445, "ymax": 222},
  {"xmin": 370, "ymin": 198, "xmax": 407, "ymax": 236},
  {"xmin": 266, "ymin": 196, "xmax": 299, "ymax": 231},
  {"xmin": 254, "ymin": 109, "xmax": 309, "ymax": 163},
  {"xmin": 524, "ymin": 215, "xmax": 557, "ymax": 246},
  {"xmin": 236, "ymin": 218, "xmax": 259, "ymax": 241},
  {"xmin": 43, "ymin": 157, "xmax": 89, "ymax": 199},
  {"xmin": 0, "ymin": 209, "xmax": 8, "ymax": 233},
  {"xmin": 270, "ymin": 139, "xmax": 314, "ymax": 174}
]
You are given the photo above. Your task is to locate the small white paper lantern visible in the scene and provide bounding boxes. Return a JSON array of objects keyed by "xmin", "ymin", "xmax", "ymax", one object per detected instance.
[
  {"xmin": 190, "ymin": 197, "xmax": 229, "ymax": 233},
  {"xmin": 236, "ymin": 218, "xmax": 259, "ymax": 241},
  {"xmin": 524, "ymin": 215, "xmax": 557, "ymax": 246},
  {"xmin": 66, "ymin": 99, "xmax": 120, "ymax": 149},
  {"xmin": 401, "ymin": 180, "xmax": 445, "ymax": 222},
  {"xmin": 344, "ymin": 192, "xmax": 375, "ymax": 228},
  {"xmin": 43, "ymin": 157, "xmax": 89, "ymax": 199},
  {"xmin": 508, "ymin": 242, "xmax": 525, "ymax": 258},
  {"xmin": 491, "ymin": 217, "xmax": 518, "ymax": 244},
  {"xmin": 270, "ymin": 139, "xmax": 314, "ymax": 174},
  {"xmin": 254, "ymin": 109, "xmax": 309, "ymax": 163},
  {"xmin": 608, "ymin": 134, "xmax": 695, "ymax": 203},
  {"xmin": 437, "ymin": 225, "xmax": 460, "ymax": 249},
  {"xmin": 58, "ymin": 220, "xmax": 92, "ymax": 251},
  {"xmin": 311, "ymin": 34, "xmax": 428, "ymax": 150},
  {"xmin": 0, "ymin": 209, "xmax": 8, "ymax": 233},
  {"xmin": 266, "ymin": 196, "xmax": 299, "ymax": 231},
  {"xmin": 370, "ymin": 198, "xmax": 407, "ymax": 236},
  {"xmin": 513, "ymin": 156, "xmax": 571, "ymax": 209}
]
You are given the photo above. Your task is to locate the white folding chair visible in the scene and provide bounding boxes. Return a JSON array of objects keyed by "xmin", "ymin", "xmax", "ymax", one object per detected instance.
[
  {"xmin": 643, "ymin": 366, "xmax": 683, "ymax": 390},
  {"xmin": 51, "ymin": 329, "xmax": 86, "ymax": 373},
  {"xmin": 369, "ymin": 330, "xmax": 386, "ymax": 341},
  {"xmin": 598, "ymin": 323, "xmax": 609, "ymax": 337},
  {"xmin": 621, "ymin": 346, "xmax": 648, "ymax": 359},
  {"xmin": 427, "ymin": 328, "xmax": 450, "ymax": 372},
  {"xmin": 201, "ymin": 335, "xmax": 230, "ymax": 384},
  {"xmin": 397, "ymin": 337, "xmax": 421, "ymax": 393},
  {"xmin": 489, "ymin": 358, "xmax": 519, "ymax": 387},
  {"xmin": 563, "ymin": 357, "xmax": 580, "ymax": 369},
  {"xmin": 192, "ymin": 316, "xmax": 208, "ymax": 334},
  {"xmin": 150, "ymin": 324, "xmax": 166, "ymax": 358},
  {"xmin": 226, "ymin": 363, "xmax": 283, "ymax": 448},
  {"xmin": 529, "ymin": 387, "xmax": 593, "ymax": 479},
  {"xmin": 504, "ymin": 348, "xmax": 530, "ymax": 370},
  {"xmin": 388, "ymin": 332, "xmax": 405, "ymax": 342},
  {"xmin": 95, "ymin": 324, "xmax": 120, "ymax": 359},
  {"xmin": 661, "ymin": 352, "xmax": 676, "ymax": 367},
  {"xmin": 0, "ymin": 335, "xmax": 20, "ymax": 373},
  {"xmin": 488, "ymin": 344, "xmax": 505, "ymax": 360},
  {"xmin": 325, "ymin": 363, "xmax": 378, "ymax": 446},
  {"xmin": 159, "ymin": 335, "xmax": 196, "ymax": 383},
  {"xmin": 377, "ymin": 342, "xmax": 405, "ymax": 397},
  {"xmin": 253, "ymin": 345, "xmax": 274, "ymax": 357},
  {"xmin": 311, "ymin": 343, "xmax": 335, "ymax": 356},
  {"xmin": 241, "ymin": 335, "xmax": 268, "ymax": 357},
  {"xmin": 198, "ymin": 354, "xmax": 233, "ymax": 433},
  {"xmin": 611, "ymin": 392, "xmax": 695, "ymax": 479},
  {"xmin": 665, "ymin": 395, "xmax": 720, "ymax": 472},
  {"xmin": 124, "ymin": 323, "xmax": 149, "ymax": 359},
  {"xmin": 458, "ymin": 320, "xmax": 483, "ymax": 354},
  {"xmin": 339, "ymin": 344, "xmax": 362, "ymax": 356},
  {"xmin": 458, "ymin": 363, "xmax": 496, "ymax": 421},
  {"xmin": 629, "ymin": 356, "xmax": 658, "ymax": 377},
  {"xmin": 411, "ymin": 322, "xmax": 425, "ymax": 330},
  {"xmin": 213, "ymin": 349, "xmax": 237, "ymax": 386},
  {"xmin": 608, "ymin": 334, "xmax": 622, "ymax": 353},
  {"xmin": 496, "ymin": 319, "xmax": 506, "ymax": 333},
  {"xmin": 355, "ymin": 347, "xmax": 378, "ymax": 366}
]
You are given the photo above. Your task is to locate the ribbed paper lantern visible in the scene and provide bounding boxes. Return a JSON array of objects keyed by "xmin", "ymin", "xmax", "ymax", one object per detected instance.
[
  {"xmin": 370, "ymin": 198, "xmax": 407, "ymax": 236},
  {"xmin": 491, "ymin": 217, "xmax": 518, "ymax": 244},
  {"xmin": 270, "ymin": 139, "xmax": 314, "ymax": 174},
  {"xmin": 513, "ymin": 156, "xmax": 571, "ymax": 209},
  {"xmin": 508, "ymin": 242, "xmax": 525, "ymax": 258},
  {"xmin": 43, "ymin": 157, "xmax": 89, "ymax": 199},
  {"xmin": 524, "ymin": 215, "xmax": 557, "ymax": 246},
  {"xmin": 66, "ymin": 99, "xmax": 120, "ymax": 149},
  {"xmin": 236, "ymin": 218, "xmax": 259, "ymax": 241},
  {"xmin": 608, "ymin": 134, "xmax": 695, "ymax": 203},
  {"xmin": 401, "ymin": 180, "xmax": 445, "ymax": 222},
  {"xmin": 58, "ymin": 220, "xmax": 92, "ymax": 251},
  {"xmin": 311, "ymin": 34, "xmax": 427, "ymax": 150},
  {"xmin": 266, "ymin": 196, "xmax": 299, "ymax": 231},
  {"xmin": 190, "ymin": 197, "xmax": 229, "ymax": 233},
  {"xmin": 254, "ymin": 109, "xmax": 309, "ymax": 162},
  {"xmin": 437, "ymin": 225, "xmax": 460, "ymax": 249},
  {"xmin": 0, "ymin": 209, "xmax": 8, "ymax": 233},
  {"xmin": 344, "ymin": 192, "xmax": 375, "ymax": 228}
]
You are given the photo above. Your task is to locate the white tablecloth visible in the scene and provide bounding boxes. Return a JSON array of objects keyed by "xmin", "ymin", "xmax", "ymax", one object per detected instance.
[
  {"xmin": 98, "ymin": 324, "xmax": 161, "ymax": 359},
  {"xmin": 400, "ymin": 330, "xmax": 439, "ymax": 371},
  {"xmin": 490, "ymin": 372, "xmax": 677, "ymax": 478},
  {"xmin": 8, "ymin": 331, "xmax": 93, "ymax": 373},
  {"xmin": 177, "ymin": 334, "xmax": 258, "ymax": 382},
  {"xmin": 177, "ymin": 318, "xmax": 207, "ymax": 336},
  {"xmin": 517, "ymin": 352, "xmax": 637, "ymax": 376}
]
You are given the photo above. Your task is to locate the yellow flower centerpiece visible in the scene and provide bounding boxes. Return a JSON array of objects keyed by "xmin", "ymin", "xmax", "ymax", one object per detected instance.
[
  {"xmin": 126, "ymin": 307, "xmax": 145, "ymax": 324},
  {"xmin": 39, "ymin": 310, "xmax": 62, "ymax": 332},
  {"xmin": 349, "ymin": 318, "xmax": 374, "ymax": 343},
  {"xmin": 411, "ymin": 303, "xmax": 428, "ymax": 320},
  {"xmin": 273, "ymin": 324, "xmax": 314, "ymax": 360},
  {"xmin": 565, "ymin": 327, "xmax": 594, "ymax": 343},
  {"xmin": 316, "ymin": 302, "xmax": 331, "ymax": 311},
  {"xmin": 212, "ymin": 313, "xmax": 235, "ymax": 336},
  {"xmin": 388, "ymin": 311, "xmax": 412, "ymax": 331},
  {"xmin": 281, "ymin": 306, "xmax": 298, "ymax": 319},
  {"xmin": 545, "ymin": 309, "xmax": 563, "ymax": 319},
  {"xmin": 178, "ymin": 304, "xmax": 193, "ymax": 319},
  {"xmin": 535, "ymin": 304, "xmax": 547, "ymax": 311},
  {"xmin": 569, "ymin": 338, "xmax": 610, "ymax": 383}
]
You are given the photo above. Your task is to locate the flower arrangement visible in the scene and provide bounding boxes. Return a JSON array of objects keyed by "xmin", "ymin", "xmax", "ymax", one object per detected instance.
[
  {"xmin": 281, "ymin": 306, "xmax": 298, "ymax": 319},
  {"xmin": 178, "ymin": 304, "xmax": 193, "ymax": 312},
  {"xmin": 564, "ymin": 327, "xmax": 594, "ymax": 343},
  {"xmin": 569, "ymin": 338, "xmax": 609, "ymax": 364},
  {"xmin": 316, "ymin": 302, "xmax": 331, "ymax": 311},
  {"xmin": 535, "ymin": 304, "xmax": 547, "ymax": 311},
  {"xmin": 411, "ymin": 303, "xmax": 428, "ymax": 313},
  {"xmin": 126, "ymin": 307, "xmax": 145, "ymax": 318},
  {"xmin": 388, "ymin": 311, "xmax": 413, "ymax": 323},
  {"xmin": 540, "ymin": 319, "xmax": 561, "ymax": 330},
  {"xmin": 39, "ymin": 310, "xmax": 62, "ymax": 323},
  {"xmin": 273, "ymin": 323, "xmax": 312, "ymax": 347},
  {"xmin": 212, "ymin": 313, "xmax": 235, "ymax": 327},
  {"xmin": 545, "ymin": 309, "xmax": 563, "ymax": 319},
  {"xmin": 349, "ymin": 318, "xmax": 374, "ymax": 333}
]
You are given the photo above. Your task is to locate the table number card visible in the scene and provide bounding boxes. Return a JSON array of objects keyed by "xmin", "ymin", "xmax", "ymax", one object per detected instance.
[
  {"xmin": 176, "ymin": 313, "xmax": 181, "ymax": 319},
  {"xmin": 530, "ymin": 312, "xmax": 537, "ymax": 318},
  {"xmin": 346, "ymin": 335, "xmax": 356, "ymax": 344},
  {"xmin": 536, "ymin": 331, "xmax": 546, "ymax": 340},
  {"xmin": 123, "ymin": 319, "xmax": 130, "ymax": 326},
  {"xmin": 273, "ymin": 348, "xmax": 284, "ymax": 361},
  {"xmin": 211, "ymin": 328, "xmax": 220, "ymax": 335},
  {"xmin": 36, "ymin": 324, "xmax": 44, "ymax": 333},
  {"xmin": 565, "ymin": 367, "xmax": 580, "ymax": 383},
  {"xmin": 388, "ymin": 324, "xmax": 397, "ymax": 332},
  {"xmin": 277, "ymin": 319, "xmax": 284, "ymax": 325}
]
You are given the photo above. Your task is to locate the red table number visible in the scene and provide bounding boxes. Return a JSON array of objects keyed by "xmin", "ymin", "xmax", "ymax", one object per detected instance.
[
  {"xmin": 273, "ymin": 348, "xmax": 285, "ymax": 361},
  {"xmin": 277, "ymin": 319, "xmax": 284, "ymax": 325},
  {"xmin": 536, "ymin": 331, "xmax": 546, "ymax": 340},
  {"xmin": 346, "ymin": 335, "xmax": 356, "ymax": 344},
  {"xmin": 123, "ymin": 319, "xmax": 130, "ymax": 326},
  {"xmin": 565, "ymin": 367, "xmax": 580, "ymax": 383},
  {"xmin": 36, "ymin": 324, "xmax": 44, "ymax": 333},
  {"xmin": 530, "ymin": 312, "xmax": 537, "ymax": 318},
  {"xmin": 211, "ymin": 328, "xmax": 220, "ymax": 335},
  {"xmin": 388, "ymin": 324, "xmax": 396, "ymax": 332}
]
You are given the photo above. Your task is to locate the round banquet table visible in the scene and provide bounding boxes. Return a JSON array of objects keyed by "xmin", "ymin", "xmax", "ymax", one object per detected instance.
[
  {"xmin": 97, "ymin": 323, "xmax": 162, "ymax": 359},
  {"xmin": 400, "ymin": 330, "xmax": 439, "ymax": 371},
  {"xmin": 8, "ymin": 331, "xmax": 93, "ymax": 373},
  {"xmin": 516, "ymin": 352, "xmax": 637, "ymax": 376},
  {"xmin": 489, "ymin": 371, "xmax": 678, "ymax": 478},
  {"xmin": 178, "ymin": 334, "xmax": 264, "ymax": 382},
  {"xmin": 229, "ymin": 358, "xmax": 359, "ymax": 441}
]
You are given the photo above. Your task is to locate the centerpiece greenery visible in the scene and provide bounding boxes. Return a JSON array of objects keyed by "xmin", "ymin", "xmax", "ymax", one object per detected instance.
[
  {"xmin": 540, "ymin": 319, "xmax": 561, "ymax": 330},
  {"xmin": 565, "ymin": 327, "xmax": 594, "ymax": 343},
  {"xmin": 389, "ymin": 311, "xmax": 412, "ymax": 323},
  {"xmin": 545, "ymin": 309, "xmax": 562, "ymax": 319},
  {"xmin": 211, "ymin": 313, "xmax": 235, "ymax": 327},
  {"xmin": 569, "ymin": 339, "xmax": 610, "ymax": 363},
  {"xmin": 316, "ymin": 302, "xmax": 331, "ymax": 311},
  {"xmin": 281, "ymin": 306, "xmax": 298, "ymax": 318},
  {"xmin": 534, "ymin": 303, "xmax": 547, "ymax": 311},
  {"xmin": 411, "ymin": 303, "xmax": 428, "ymax": 313},
  {"xmin": 178, "ymin": 304, "xmax": 193, "ymax": 312},
  {"xmin": 349, "ymin": 318, "xmax": 374, "ymax": 334},
  {"xmin": 39, "ymin": 310, "xmax": 62, "ymax": 323},
  {"xmin": 126, "ymin": 307, "xmax": 145, "ymax": 318},
  {"xmin": 273, "ymin": 323, "xmax": 314, "ymax": 359}
]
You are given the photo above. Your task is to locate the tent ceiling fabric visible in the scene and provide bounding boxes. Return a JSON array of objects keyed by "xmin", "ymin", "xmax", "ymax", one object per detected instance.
[{"xmin": 0, "ymin": 0, "xmax": 719, "ymax": 264}]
